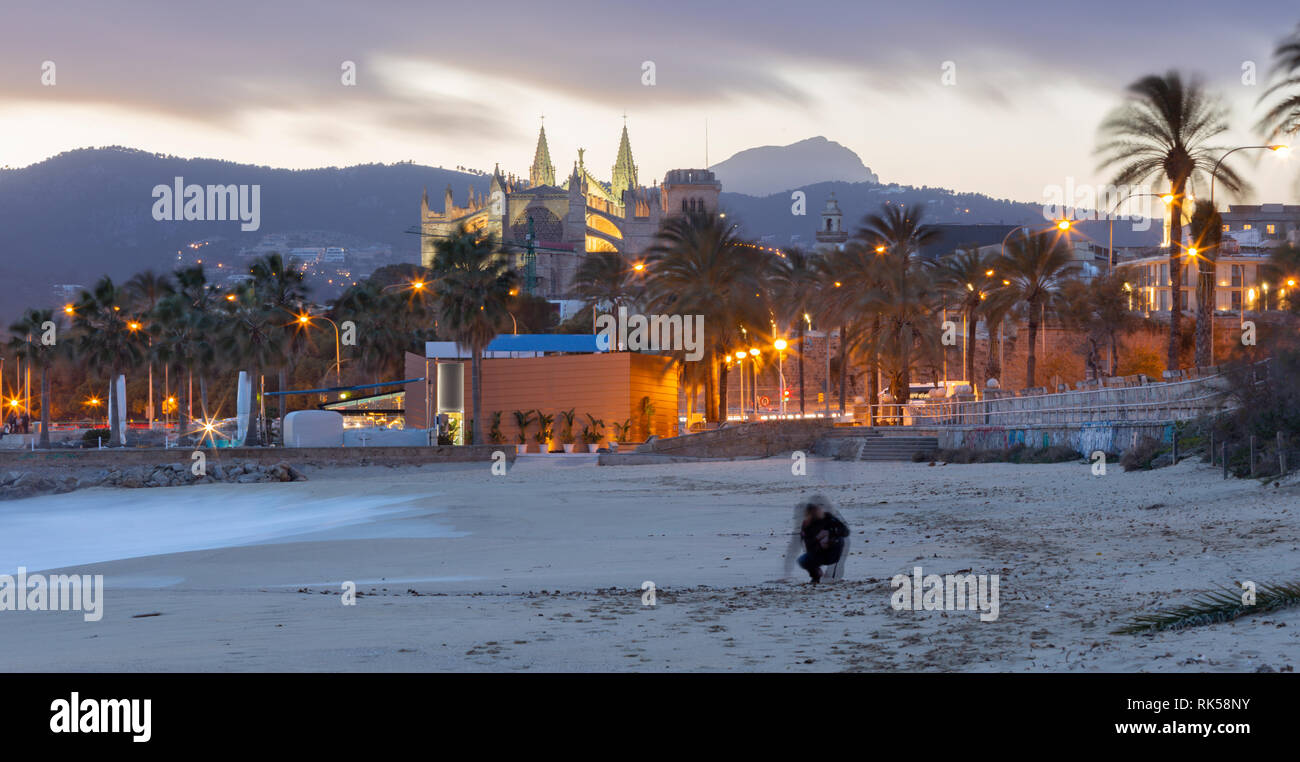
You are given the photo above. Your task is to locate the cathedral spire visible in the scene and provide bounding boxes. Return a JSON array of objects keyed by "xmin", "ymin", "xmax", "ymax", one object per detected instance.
[
  {"xmin": 610, "ymin": 119, "xmax": 638, "ymax": 198},
  {"xmin": 530, "ymin": 119, "xmax": 556, "ymax": 187}
]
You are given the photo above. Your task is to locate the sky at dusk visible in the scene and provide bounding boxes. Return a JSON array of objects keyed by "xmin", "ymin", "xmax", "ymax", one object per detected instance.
[{"xmin": 3, "ymin": 0, "xmax": 1300, "ymax": 209}]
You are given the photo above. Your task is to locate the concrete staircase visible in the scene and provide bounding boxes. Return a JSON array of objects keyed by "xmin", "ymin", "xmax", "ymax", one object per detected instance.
[{"xmin": 819, "ymin": 428, "xmax": 940, "ymax": 462}]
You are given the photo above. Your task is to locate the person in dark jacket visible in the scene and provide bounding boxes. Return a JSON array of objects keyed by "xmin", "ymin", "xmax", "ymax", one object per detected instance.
[{"xmin": 795, "ymin": 496, "xmax": 850, "ymax": 584}]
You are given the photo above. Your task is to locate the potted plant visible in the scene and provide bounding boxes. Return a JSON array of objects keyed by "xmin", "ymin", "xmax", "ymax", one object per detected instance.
[
  {"xmin": 611, "ymin": 419, "xmax": 633, "ymax": 451},
  {"xmin": 582, "ymin": 413, "xmax": 604, "ymax": 453},
  {"xmin": 558, "ymin": 408, "xmax": 577, "ymax": 453},
  {"xmin": 488, "ymin": 411, "xmax": 505, "ymax": 445},
  {"xmin": 637, "ymin": 396, "xmax": 656, "ymax": 440},
  {"xmin": 533, "ymin": 410, "xmax": 554, "ymax": 453},
  {"xmin": 512, "ymin": 409, "xmax": 535, "ymax": 454}
]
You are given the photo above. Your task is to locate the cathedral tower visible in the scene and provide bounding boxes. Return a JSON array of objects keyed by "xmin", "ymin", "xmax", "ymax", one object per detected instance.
[
  {"xmin": 610, "ymin": 121, "xmax": 638, "ymax": 198},
  {"xmin": 530, "ymin": 122, "xmax": 556, "ymax": 187}
]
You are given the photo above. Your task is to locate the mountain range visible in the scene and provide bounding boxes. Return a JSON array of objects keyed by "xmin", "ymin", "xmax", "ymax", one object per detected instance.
[{"xmin": 0, "ymin": 143, "xmax": 1159, "ymax": 324}]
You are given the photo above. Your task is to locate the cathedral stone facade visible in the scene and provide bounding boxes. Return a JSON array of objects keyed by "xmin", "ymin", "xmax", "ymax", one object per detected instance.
[{"xmin": 420, "ymin": 121, "xmax": 721, "ymax": 299}]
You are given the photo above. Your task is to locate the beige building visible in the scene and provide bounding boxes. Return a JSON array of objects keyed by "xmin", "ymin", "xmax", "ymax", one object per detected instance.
[{"xmin": 419, "ymin": 122, "xmax": 721, "ymax": 299}]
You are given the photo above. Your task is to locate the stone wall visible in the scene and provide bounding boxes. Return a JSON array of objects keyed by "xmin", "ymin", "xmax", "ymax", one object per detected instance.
[
  {"xmin": 633, "ymin": 420, "xmax": 833, "ymax": 459},
  {"xmin": 0, "ymin": 444, "xmax": 509, "ymax": 470},
  {"xmin": 937, "ymin": 422, "xmax": 1173, "ymax": 456}
]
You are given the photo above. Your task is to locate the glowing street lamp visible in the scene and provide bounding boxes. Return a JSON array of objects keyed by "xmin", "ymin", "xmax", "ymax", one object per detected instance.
[
  {"xmin": 773, "ymin": 339, "xmax": 788, "ymax": 414},
  {"xmin": 1107, "ymin": 191, "xmax": 1174, "ymax": 273},
  {"xmin": 1210, "ymin": 145, "xmax": 1290, "ymax": 205},
  {"xmin": 296, "ymin": 313, "xmax": 342, "ymax": 387}
]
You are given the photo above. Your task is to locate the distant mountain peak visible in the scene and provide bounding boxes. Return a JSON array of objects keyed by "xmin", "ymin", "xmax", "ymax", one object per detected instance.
[{"xmin": 709, "ymin": 136, "xmax": 878, "ymax": 197}]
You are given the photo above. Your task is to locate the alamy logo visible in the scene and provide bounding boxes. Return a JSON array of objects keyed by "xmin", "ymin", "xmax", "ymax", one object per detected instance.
[
  {"xmin": 50, "ymin": 692, "xmax": 151, "ymax": 743},
  {"xmin": 151, "ymin": 176, "xmax": 261, "ymax": 231},
  {"xmin": 890, "ymin": 566, "xmax": 999, "ymax": 622},
  {"xmin": 0, "ymin": 567, "xmax": 103, "ymax": 622},
  {"xmin": 595, "ymin": 306, "xmax": 704, "ymax": 361}
]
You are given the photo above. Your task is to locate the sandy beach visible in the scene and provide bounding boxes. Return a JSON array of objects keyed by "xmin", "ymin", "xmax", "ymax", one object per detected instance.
[{"xmin": 2, "ymin": 455, "xmax": 1297, "ymax": 672}]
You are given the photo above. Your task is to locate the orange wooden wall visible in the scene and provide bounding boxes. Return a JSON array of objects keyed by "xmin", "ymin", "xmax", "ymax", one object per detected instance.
[{"xmin": 405, "ymin": 352, "xmax": 677, "ymax": 444}]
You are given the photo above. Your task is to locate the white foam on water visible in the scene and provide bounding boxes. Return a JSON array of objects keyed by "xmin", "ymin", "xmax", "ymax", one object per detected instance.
[{"xmin": 0, "ymin": 484, "xmax": 465, "ymax": 573}]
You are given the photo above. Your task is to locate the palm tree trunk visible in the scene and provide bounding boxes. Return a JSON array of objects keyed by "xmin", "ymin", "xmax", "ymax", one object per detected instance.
[
  {"xmin": 899, "ymin": 321, "xmax": 912, "ymax": 405},
  {"xmin": 867, "ymin": 318, "xmax": 880, "ymax": 426},
  {"xmin": 837, "ymin": 324, "xmax": 848, "ymax": 415},
  {"xmin": 109, "ymin": 369, "xmax": 122, "ymax": 447},
  {"xmin": 965, "ymin": 307, "xmax": 977, "ymax": 391},
  {"xmin": 246, "ymin": 365, "xmax": 260, "ymax": 446},
  {"xmin": 38, "ymin": 364, "xmax": 50, "ymax": 449},
  {"xmin": 471, "ymin": 346, "xmax": 483, "ymax": 445},
  {"xmin": 1195, "ymin": 257, "xmax": 1214, "ymax": 368},
  {"xmin": 704, "ymin": 350, "xmax": 717, "ymax": 423},
  {"xmin": 796, "ymin": 325, "xmax": 806, "ymax": 416},
  {"xmin": 985, "ymin": 316, "xmax": 1002, "ymax": 384},
  {"xmin": 277, "ymin": 367, "xmax": 288, "ymax": 442},
  {"xmin": 178, "ymin": 365, "xmax": 190, "ymax": 442},
  {"xmin": 718, "ymin": 361, "xmax": 729, "ymax": 420},
  {"xmin": 1026, "ymin": 308, "xmax": 1040, "ymax": 389},
  {"xmin": 1167, "ymin": 186, "xmax": 1186, "ymax": 372}
]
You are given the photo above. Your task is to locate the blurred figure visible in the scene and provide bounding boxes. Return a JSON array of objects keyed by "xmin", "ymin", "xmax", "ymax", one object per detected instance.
[{"xmin": 785, "ymin": 494, "xmax": 850, "ymax": 584}]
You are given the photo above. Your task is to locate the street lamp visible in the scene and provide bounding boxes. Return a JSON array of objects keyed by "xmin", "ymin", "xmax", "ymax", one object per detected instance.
[
  {"xmin": 773, "ymin": 339, "xmax": 788, "ymax": 415},
  {"xmin": 1107, "ymin": 191, "xmax": 1174, "ymax": 273},
  {"xmin": 296, "ymin": 313, "xmax": 342, "ymax": 387},
  {"xmin": 1210, "ymin": 145, "xmax": 1290, "ymax": 205}
]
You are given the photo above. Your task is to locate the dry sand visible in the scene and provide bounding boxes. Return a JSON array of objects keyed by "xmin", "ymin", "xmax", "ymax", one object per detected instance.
[{"xmin": 2, "ymin": 455, "xmax": 1298, "ymax": 672}]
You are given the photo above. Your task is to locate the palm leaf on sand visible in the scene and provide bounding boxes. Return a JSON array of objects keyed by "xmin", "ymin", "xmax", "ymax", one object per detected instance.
[{"xmin": 1113, "ymin": 580, "xmax": 1300, "ymax": 634}]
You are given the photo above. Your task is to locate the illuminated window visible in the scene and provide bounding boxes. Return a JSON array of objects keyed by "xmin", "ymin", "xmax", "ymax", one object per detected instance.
[
  {"xmin": 1243, "ymin": 224, "xmax": 1252, "ymax": 230},
  {"xmin": 1267, "ymin": 225, "xmax": 1276, "ymax": 235}
]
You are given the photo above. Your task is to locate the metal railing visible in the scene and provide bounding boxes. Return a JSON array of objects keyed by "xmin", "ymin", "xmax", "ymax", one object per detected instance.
[{"xmin": 906, "ymin": 370, "xmax": 1237, "ymax": 427}]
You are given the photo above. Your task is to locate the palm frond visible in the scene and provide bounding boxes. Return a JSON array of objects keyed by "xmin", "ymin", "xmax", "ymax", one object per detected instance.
[{"xmin": 1113, "ymin": 580, "xmax": 1300, "ymax": 634}]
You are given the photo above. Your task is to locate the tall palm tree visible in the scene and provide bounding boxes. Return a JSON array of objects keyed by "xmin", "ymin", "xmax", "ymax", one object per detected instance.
[
  {"xmin": 1096, "ymin": 71, "xmax": 1246, "ymax": 371},
  {"xmin": 72, "ymin": 277, "xmax": 143, "ymax": 446},
  {"xmin": 643, "ymin": 209, "xmax": 766, "ymax": 422},
  {"xmin": 931, "ymin": 246, "xmax": 999, "ymax": 393},
  {"xmin": 172, "ymin": 264, "xmax": 221, "ymax": 418},
  {"xmin": 7, "ymin": 309, "xmax": 59, "ymax": 448},
  {"xmin": 434, "ymin": 228, "xmax": 518, "ymax": 445},
  {"xmin": 856, "ymin": 203, "xmax": 940, "ymax": 404},
  {"xmin": 766, "ymin": 246, "xmax": 821, "ymax": 415},
  {"xmin": 1188, "ymin": 200, "xmax": 1224, "ymax": 367},
  {"xmin": 817, "ymin": 243, "xmax": 881, "ymax": 419},
  {"xmin": 570, "ymin": 250, "xmax": 642, "ymax": 317},
  {"xmin": 250, "ymin": 253, "xmax": 308, "ymax": 432},
  {"xmin": 1257, "ymin": 24, "xmax": 1300, "ymax": 144},
  {"xmin": 124, "ymin": 270, "xmax": 174, "ymax": 427},
  {"xmin": 997, "ymin": 231, "xmax": 1075, "ymax": 389},
  {"xmin": 218, "ymin": 284, "xmax": 285, "ymax": 446}
]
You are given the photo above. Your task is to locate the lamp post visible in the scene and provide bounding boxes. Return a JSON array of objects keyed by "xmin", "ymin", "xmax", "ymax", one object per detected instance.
[
  {"xmin": 734, "ymin": 352, "xmax": 747, "ymax": 419},
  {"xmin": 297, "ymin": 313, "xmax": 342, "ymax": 387},
  {"xmin": 1107, "ymin": 192, "xmax": 1173, "ymax": 273},
  {"xmin": 1210, "ymin": 145, "xmax": 1290, "ymax": 206},
  {"xmin": 774, "ymin": 339, "xmax": 788, "ymax": 415}
]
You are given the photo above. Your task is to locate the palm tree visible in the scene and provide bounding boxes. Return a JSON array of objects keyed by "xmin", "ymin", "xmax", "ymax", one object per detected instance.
[
  {"xmin": 570, "ymin": 250, "xmax": 642, "ymax": 318},
  {"xmin": 434, "ymin": 228, "xmax": 518, "ymax": 445},
  {"xmin": 643, "ymin": 209, "xmax": 767, "ymax": 422},
  {"xmin": 817, "ymin": 243, "xmax": 881, "ymax": 419},
  {"xmin": 1096, "ymin": 71, "xmax": 1246, "ymax": 371},
  {"xmin": 1257, "ymin": 24, "xmax": 1300, "ymax": 144},
  {"xmin": 7, "ymin": 309, "xmax": 59, "ymax": 448},
  {"xmin": 1188, "ymin": 200, "xmax": 1224, "ymax": 367},
  {"xmin": 218, "ymin": 284, "xmax": 286, "ymax": 446},
  {"xmin": 250, "ymin": 253, "xmax": 308, "ymax": 434},
  {"xmin": 124, "ymin": 270, "xmax": 174, "ymax": 427},
  {"xmin": 997, "ymin": 231, "xmax": 1075, "ymax": 388},
  {"xmin": 766, "ymin": 246, "xmax": 821, "ymax": 415},
  {"xmin": 172, "ymin": 264, "xmax": 221, "ymax": 419},
  {"xmin": 931, "ymin": 246, "xmax": 999, "ymax": 393},
  {"xmin": 72, "ymin": 277, "xmax": 143, "ymax": 446},
  {"xmin": 856, "ymin": 203, "xmax": 940, "ymax": 406}
]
